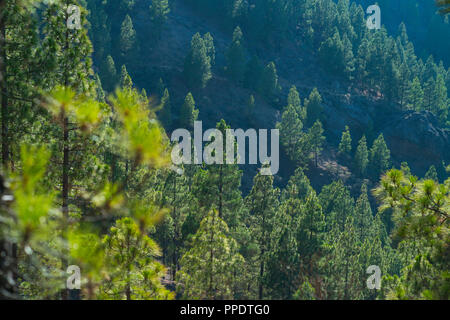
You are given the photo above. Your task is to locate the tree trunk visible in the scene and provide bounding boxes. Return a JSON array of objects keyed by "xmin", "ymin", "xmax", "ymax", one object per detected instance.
[
  {"xmin": 218, "ymin": 165, "xmax": 223, "ymax": 218},
  {"xmin": 0, "ymin": 5, "xmax": 9, "ymax": 169},
  {"xmin": 258, "ymin": 250, "xmax": 264, "ymax": 300},
  {"xmin": 172, "ymin": 176, "xmax": 178, "ymax": 280}
]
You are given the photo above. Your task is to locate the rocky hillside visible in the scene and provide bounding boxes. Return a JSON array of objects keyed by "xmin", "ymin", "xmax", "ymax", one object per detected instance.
[{"xmin": 125, "ymin": 0, "xmax": 449, "ymax": 192}]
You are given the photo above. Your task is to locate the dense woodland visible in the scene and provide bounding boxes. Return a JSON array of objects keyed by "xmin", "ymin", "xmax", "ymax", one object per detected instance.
[{"xmin": 0, "ymin": 0, "xmax": 449, "ymax": 300}]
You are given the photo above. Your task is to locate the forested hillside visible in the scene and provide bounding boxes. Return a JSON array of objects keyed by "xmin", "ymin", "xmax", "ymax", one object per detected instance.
[{"xmin": 0, "ymin": 0, "xmax": 449, "ymax": 300}]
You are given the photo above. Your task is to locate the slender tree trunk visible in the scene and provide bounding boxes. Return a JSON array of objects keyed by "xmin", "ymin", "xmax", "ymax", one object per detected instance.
[
  {"xmin": 208, "ymin": 212, "xmax": 215, "ymax": 299},
  {"xmin": 0, "ymin": 3, "xmax": 18, "ymax": 300},
  {"xmin": 258, "ymin": 248, "xmax": 264, "ymax": 300},
  {"xmin": 259, "ymin": 211, "xmax": 265, "ymax": 300},
  {"xmin": 0, "ymin": 6, "xmax": 9, "ymax": 169},
  {"xmin": 172, "ymin": 176, "xmax": 178, "ymax": 280},
  {"xmin": 343, "ymin": 258, "xmax": 349, "ymax": 300},
  {"xmin": 218, "ymin": 165, "xmax": 223, "ymax": 218}
]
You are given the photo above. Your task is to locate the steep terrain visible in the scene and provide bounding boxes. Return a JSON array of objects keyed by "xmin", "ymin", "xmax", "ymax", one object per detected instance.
[{"xmin": 124, "ymin": 0, "xmax": 449, "ymax": 192}]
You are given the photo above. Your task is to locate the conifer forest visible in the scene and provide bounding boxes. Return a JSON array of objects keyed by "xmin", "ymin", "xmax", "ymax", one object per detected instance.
[{"xmin": 0, "ymin": 0, "xmax": 449, "ymax": 301}]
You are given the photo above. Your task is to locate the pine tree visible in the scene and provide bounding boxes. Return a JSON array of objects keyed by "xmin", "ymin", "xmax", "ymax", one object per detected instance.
[
  {"xmin": 177, "ymin": 209, "xmax": 244, "ymax": 299},
  {"xmin": 149, "ymin": 0, "xmax": 170, "ymax": 40},
  {"xmin": 287, "ymin": 85, "xmax": 305, "ymax": 119},
  {"xmin": 226, "ymin": 26, "xmax": 246, "ymax": 83},
  {"xmin": 259, "ymin": 61, "xmax": 279, "ymax": 99},
  {"xmin": 120, "ymin": 65, "xmax": 133, "ymax": 89},
  {"xmin": 0, "ymin": 0, "xmax": 40, "ymax": 170},
  {"xmin": 294, "ymin": 281, "xmax": 316, "ymax": 300},
  {"xmin": 407, "ymin": 76, "xmax": 424, "ymax": 110},
  {"xmin": 398, "ymin": 62, "xmax": 411, "ymax": 109},
  {"xmin": 374, "ymin": 169, "xmax": 449, "ymax": 299},
  {"xmin": 354, "ymin": 183, "xmax": 373, "ymax": 243},
  {"xmin": 355, "ymin": 36, "xmax": 370, "ymax": 89},
  {"xmin": 308, "ymin": 120, "xmax": 325, "ymax": 167},
  {"xmin": 319, "ymin": 28, "xmax": 353, "ymax": 77},
  {"xmin": 322, "ymin": 217, "xmax": 361, "ymax": 299},
  {"xmin": 338, "ymin": 125, "xmax": 352, "ymax": 155},
  {"xmin": 305, "ymin": 88, "xmax": 323, "ymax": 127},
  {"xmin": 428, "ymin": 73, "xmax": 448, "ymax": 122},
  {"xmin": 276, "ymin": 104, "xmax": 304, "ymax": 161},
  {"xmin": 41, "ymin": 3, "xmax": 96, "ymax": 299},
  {"xmin": 192, "ymin": 120, "xmax": 244, "ymax": 231},
  {"xmin": 369, "ymin": 134, "xmax": 391, "ymax": 179},
  {"xmin": 265, "ymin": 202, "xmax": 299, "ymax": 298},
  {"xmin": 157, "ymin": 168, "xmax": 190, "ymax": 280},
  {"xmin": 245, "ymin": 171, "xmax": 279, "ymax": 299},
  {"xmin": 119, "ymin": 14, "xmax": 138, "ymax": 63},
  {"xmin": 203, "ymin": 32, "xmax": 215, "ymax": 66},
  {"xmin": 319, "ymin": 180, "xmax": 355, "ymax": 232},
  {"xmin": 179, "ymin": 92, "xmax": 199, "ymax": 130},
  {"xmin": 184, "ymin": 33, "xmax": 212, "ymax": 88},
  {"xmin": 99, "ymin": 217, "xmax": 173, "ymax": 300},
  {"xmin": 354, "ymin": 135, "xmax": 369, "ymax": 176},
  {"xmin": 383, "ymin": 60, "xmax": 400, "ymax": 102},
  {"xmin": 282, "ymin": 167, "xmax": 314, "ymax": 202},
  {"xmin": 342, "ymin": 33, "xmax": 355, "ymax": 78},
  {"xmin": 298, "ymin": 189, "xmax": 325, "ymax": 255},
  {"xmin": 425, "ymin": 165, "xmax": 438, "ymax": 182},
  {"xmin": 94, "ymin": 73, "xmax": 105, "ymax": 102},
  {"xmin": 101, "ymin": 55, "xmax": 118, "ymax": 92}
]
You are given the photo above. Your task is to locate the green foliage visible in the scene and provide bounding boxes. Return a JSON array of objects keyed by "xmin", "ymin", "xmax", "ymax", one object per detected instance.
[
  {"xmin": 179, "ymin": 92, "xmax": 199, "ymax": 130},
  {"xmin": 245, "ymin": 171, "xmax": 279, "ymax": 299},
  {"xmin": 338, "ymin": 125, "xmax": 352, "ymax": 155},
  {"xmin": 119, "ymin": 15, "xmax": 138, "ymax": 61},
  {"xmin": 226, "ymin": 26, "xmax": 246, "ymax": 83},
  {"xmin": 109, "ymin": 88, "xmax": 170, "ymax": 168},
  {"xmin": 184, "ymin": 33, "xmax": 213, "ymax": 88},
  {"xmin": 287, "ymin": 86, "xmax": 305, "ymax": 119},
  {"xmin": 149, "ymin": 0, "xmax": 170, "ymax": 40},
  {"xmin": 319, "ymin": 28, "xmax": 354, "ymax": 78},
  {"xmin": 277, "ymin": 104, "xmax": 303, "ymax": 158},
  {"xmin": 2, "ymin": 0, "xmax": 449, "ymax": 302},
  {"xmin": 120, "ymin": 65, "xmax": 133, "ymax": 89},
  {"xmin": 407, "ymin": 77, "xmax": 424, "ymax": 110},
  {"xmin": 101, "ymin": 55, "xmax": 118, "ymax": 92},
  {"xmin": 177, "ymin": 210, "xmax": 244, "ymax": 299},
  {"xmin": 305, "ymin": 88, "xmax": 323, "ymax": 127},
  {"xmin": 99, "ymin": 217, "xmax": 174, "ymax": 300},
  {"xmin": 354, "ymin": 135, "xmax": 369, "ymax": 176},
  {"xmin": 374, "ymin": 169, "xmax": 449, "ymax": 299},
  {"xmin": 369, "ymin": 134, "xmax": 391, "ymax": 180},
  {"xmin": 307, "ymin": 120, "xmax": 325, "ymax": 167},
  {"xmin": 319, "ymin": 180, "xmax": 355, "ymax": 232},
  {"xmin": 12, "ymin": 145, "xmax": 54, "ymax": 239},
  {"xmin": 425, "ymin": 165, "xmax": 439, "ymax": 182},
  {"xmin": 259, "ymin": 61, "xmax": 280, "ymax": 100},
  {"xmin": 294, "ymin": 281, "xmax": 316, "ymax": 300}
]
